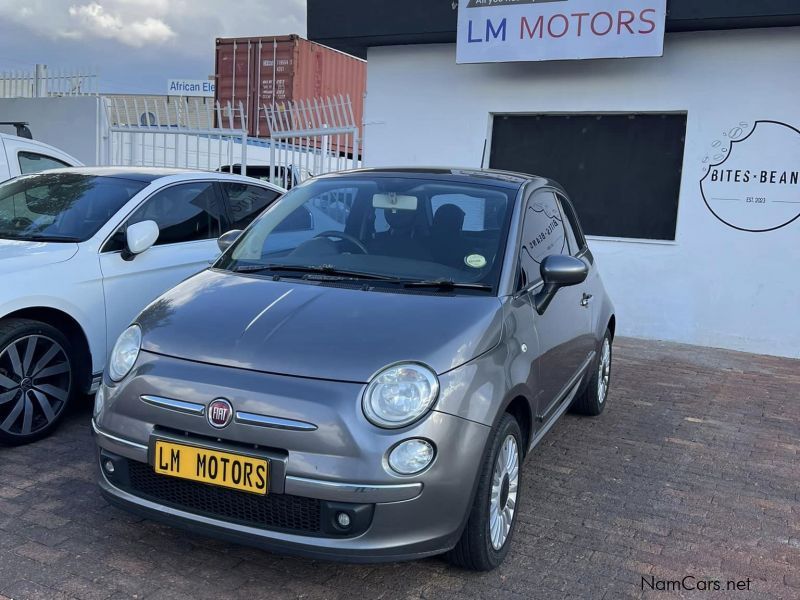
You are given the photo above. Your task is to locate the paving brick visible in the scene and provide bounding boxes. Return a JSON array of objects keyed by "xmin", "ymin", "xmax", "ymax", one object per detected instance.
[
  {"xmin": 0, "ymin": 338, "xmax": 798, "ymax": 600},
  {"xmin": 13, "ymin": 540, "xmax": 69, "ymax": 566}
]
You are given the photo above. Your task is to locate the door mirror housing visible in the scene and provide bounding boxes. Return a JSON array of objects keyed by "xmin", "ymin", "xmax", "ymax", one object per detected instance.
[
  {"xmin": 217, "ymin": 229, "xmax": 243, "ymax": 253},
  {"xmin": 122, "ymin": 220, "xmax": 159, "ymax": 261},
  {"xmin": 533, "ymin": 254, "xmax": 588, "ymax": 315}
]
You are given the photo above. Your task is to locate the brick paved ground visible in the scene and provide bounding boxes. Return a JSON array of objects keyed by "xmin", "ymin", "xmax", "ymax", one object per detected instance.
[{"xmin": 0, "ymin": 338, "xmax": 798, "ymax": 600}]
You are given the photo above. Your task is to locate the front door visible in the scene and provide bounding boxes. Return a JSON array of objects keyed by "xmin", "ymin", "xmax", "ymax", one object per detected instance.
[
  {"xmin": 99, "ymin": 181, "xmax": 226, "ymax": 353},
  {"xmin": 520, "ymin": 190, "xmax": 592, "ymax": 421}
]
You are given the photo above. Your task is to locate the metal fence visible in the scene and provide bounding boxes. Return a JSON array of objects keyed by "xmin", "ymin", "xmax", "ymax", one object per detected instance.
[
  {"xmin": 102, "ymin": 96, "xmax": 249, "ymax": 173},
  {"xmin": 264, "ymin": 94, "xmax": 360, "ymax": 188},
  {"xmin": 101, "ymin": 94, "xmax": 360, "ymax": 186},
  {"xmin": 0, "ymin": 65, "xmax": 98, "ymax": 98}
]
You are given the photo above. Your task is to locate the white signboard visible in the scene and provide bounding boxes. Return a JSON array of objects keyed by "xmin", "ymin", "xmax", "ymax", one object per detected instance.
[
  {"xmin": 167, "ymin": 79, "xmax": 215, "ymax": 97},
  {"xmin": 457, "ymin": 0, "xmax": 667, "ymax": 64}
]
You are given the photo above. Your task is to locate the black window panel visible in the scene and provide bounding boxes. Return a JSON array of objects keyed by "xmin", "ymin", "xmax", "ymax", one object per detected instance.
[
  {"xmin": 555, "ymin": 193, "xmax": 586, "ymax": 255},
  {"xmin": 221, "ymin": 183, "xmax": 281, "ymax": 230},
  {"xmin": 557, "ymin": 198, "xmax": 580, "ymax": 256},
  {"xmin": 490, "ymin": 113, "xmax": 687, "ymax": 241}
]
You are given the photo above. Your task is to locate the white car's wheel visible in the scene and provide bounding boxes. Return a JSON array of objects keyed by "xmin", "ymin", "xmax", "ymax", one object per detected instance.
[{"xmin": 0, "ymin": 319, "xmax": 75, "ymax": 445}]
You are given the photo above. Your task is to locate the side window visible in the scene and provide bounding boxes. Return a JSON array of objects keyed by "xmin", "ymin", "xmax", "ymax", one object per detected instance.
[
  {"xmin": 556, "ymin": 194, "xmax": 587, "ymax": 255},
  {"xmin": 18, "ymin": 152, "xmax": 71, "ymax": 175},
  {"xmin": 222, "ymin": 183, "xmax": 281, "ymax": 230},
  {"xmin": 519, "ymin": 191, "xmax": 569, "ymax": 286},
  {"xmin": 108, "ymin": 182, "xmax": 223, "ymax": 251}
]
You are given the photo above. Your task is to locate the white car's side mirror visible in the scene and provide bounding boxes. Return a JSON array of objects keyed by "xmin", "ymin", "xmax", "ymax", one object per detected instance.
[{"xmin": 123, "ymin": 220, "xmax": 159, "ymax": 261}]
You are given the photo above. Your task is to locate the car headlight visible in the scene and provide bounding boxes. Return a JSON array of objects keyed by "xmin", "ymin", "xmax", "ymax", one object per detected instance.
[
  {"xmin": 108, "ymin": 325, "xmax": 142, "ymax": 382},
  {"xmin": 363, "ymin": 363, "xmax": 439, "ymax": 428}
]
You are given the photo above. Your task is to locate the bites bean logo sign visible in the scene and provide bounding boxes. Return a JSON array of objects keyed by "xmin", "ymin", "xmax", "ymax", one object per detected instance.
[
  {"xmin": 457, "ymin": 0, "xmax": 666, "ymax": 64},
  {"xmin": 701, "ymin": 121, "xmax": 800, "ymax": 232}
]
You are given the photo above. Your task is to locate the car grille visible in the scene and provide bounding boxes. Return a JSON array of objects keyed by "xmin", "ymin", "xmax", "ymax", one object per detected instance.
[{"xmin": 125, "ymin": 461, "xmax": 322, "ymax": 534}]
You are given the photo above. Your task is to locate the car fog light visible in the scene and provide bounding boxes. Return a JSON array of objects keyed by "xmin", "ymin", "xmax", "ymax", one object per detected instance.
[
  {"xmin": 336, "ymin": 512, "xmax": 351, "ymax": 528},
  {"xmin": 388, "ymin": 439, "xmax": 435, "ymax": 475},
  {"xmin": 93, "ymin": 385, "xmax": 106, "ymax": 418},
  {"xmin": 104, "ymin": 459, "xmax": 115, "ymax": 474}
]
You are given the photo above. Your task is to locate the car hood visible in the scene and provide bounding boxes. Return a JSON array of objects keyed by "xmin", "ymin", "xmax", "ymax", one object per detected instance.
[
  {"xmin": 138, "ymin": 269, "xmax": 504, "ymax": 382},
  {"xmin": 0, "ymin": 239, "xmax": 78, "ymax": 275}
]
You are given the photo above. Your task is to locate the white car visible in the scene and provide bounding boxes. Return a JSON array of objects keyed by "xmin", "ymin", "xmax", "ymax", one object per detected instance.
[
  {"xmin": 0, "ymin": 167, "xmax": 284, "ymax": 444},
  {"xmin": 0, "ymin": 130, "xmax": 82, "ymax": 183}
]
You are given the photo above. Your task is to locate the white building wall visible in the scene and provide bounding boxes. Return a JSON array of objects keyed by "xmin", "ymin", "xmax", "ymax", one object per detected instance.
[
  {"xmin": 0, "ymin": 96, "xmax": 103, "ymax": 165},
  {"xmin": 363, "ymin": 27, "xmax": 800, "ymax": 358}
]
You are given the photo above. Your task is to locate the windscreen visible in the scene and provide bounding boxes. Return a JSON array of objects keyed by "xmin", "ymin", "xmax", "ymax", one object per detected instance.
[
  {"xmin": 216, "ymin": 176, "xmax": 516, "ymax": 292},
  {"xmin": 0, "ymin": 173, "xmax": 148, "ymax": 242}
]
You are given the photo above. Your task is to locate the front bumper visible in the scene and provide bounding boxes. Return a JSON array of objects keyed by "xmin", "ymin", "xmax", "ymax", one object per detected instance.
[{"xmin": 93, "ymin": 352, "xmax": 492, "ymax": 562}]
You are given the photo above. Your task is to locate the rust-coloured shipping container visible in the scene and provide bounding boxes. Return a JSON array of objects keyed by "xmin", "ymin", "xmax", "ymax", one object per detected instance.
[{"xmin": 215, "ymin": 34, "xmax": 366, "ymax": 144}]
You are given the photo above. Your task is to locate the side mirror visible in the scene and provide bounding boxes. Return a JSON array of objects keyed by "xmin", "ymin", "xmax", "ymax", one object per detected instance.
[
  {"xmin": 122, "ymin": 220, "xmax": 159, "ymax": 261},
  {"xmin": 217, "ymin": 229, "xmax": 243, "ymax": 253},
  {"xmin": 533, "ymin": 255, "xmax": 588, "ymax": 315}
]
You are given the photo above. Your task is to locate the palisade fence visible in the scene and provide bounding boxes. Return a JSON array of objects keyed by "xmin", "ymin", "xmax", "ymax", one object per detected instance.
[
  {"xmin": 264, "ymin": 94, "xmax": 360, "ymax": 189},
  {"xmin": 0, "ymin": 64, "xmax": 98, "ymax": 98},
  {"xmin": 101, "ymin": 94, "xmax": 361, "ymax": 187},
  {"xmin": 103, "ymin": 96, "xmax": 250, "ymax": 173}
]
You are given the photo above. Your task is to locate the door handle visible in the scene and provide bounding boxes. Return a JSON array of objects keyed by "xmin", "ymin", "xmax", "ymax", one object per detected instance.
[{"xmin": 580, "ymin": 293, "xmax": 593, "ymax": 307}]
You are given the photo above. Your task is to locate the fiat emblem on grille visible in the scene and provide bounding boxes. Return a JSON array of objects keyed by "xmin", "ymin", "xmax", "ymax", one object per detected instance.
[{"xmin": 207, "ymin": 399, "xmax": 233, "ymax": 429}]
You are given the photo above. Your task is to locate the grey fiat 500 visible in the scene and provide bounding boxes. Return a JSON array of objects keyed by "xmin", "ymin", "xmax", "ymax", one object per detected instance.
[{"xmin": 93, "ymin": 168, "xmax": 615, "ymax": 571}]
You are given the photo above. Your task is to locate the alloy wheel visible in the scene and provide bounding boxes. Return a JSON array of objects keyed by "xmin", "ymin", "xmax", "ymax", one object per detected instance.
[
  {"xmin": 0, "ymin": 335, "xmax": 71, "ymax": 437},
  {"xmin": 489, "ymin": 434, "xmax": 519, "ymax": 550},
  {"xmin": 597, "ymin": 338, "xmax": 611, "ymax": 404}
]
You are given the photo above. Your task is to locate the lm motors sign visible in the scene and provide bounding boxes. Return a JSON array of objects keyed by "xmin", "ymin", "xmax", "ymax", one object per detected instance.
[{"xmin": 457, "ymin": 0, "xmax": 667, "ymax": 63}]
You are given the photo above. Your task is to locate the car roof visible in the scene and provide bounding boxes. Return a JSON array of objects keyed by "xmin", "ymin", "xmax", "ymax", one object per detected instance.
[
  {"xmin": 0, "ymin": 133, "xmax": 82, "ymax": 162},
  {"xmin": 24, "ymin": 166, "xmax": 286, "ymax": 190},
  {"xmin": 33, "ymin": 166, "xmax": 204, "ymax": 182},
  {"xmin": 313, "ymin": 167, "xmax": 551, "ymax": 190}
]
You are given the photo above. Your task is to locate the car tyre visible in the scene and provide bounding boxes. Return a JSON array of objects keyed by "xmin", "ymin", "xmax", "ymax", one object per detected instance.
[
  {"xmin": 570, "ymin": 329, "xmax": 612, "ymax": 416},
  {"xmin": 446, "ymin": 413, "xmax": 522, "ymax": 571},
  {"xmin": 0, "ymin": 319, "xmax": 76, "ymax": 445}
]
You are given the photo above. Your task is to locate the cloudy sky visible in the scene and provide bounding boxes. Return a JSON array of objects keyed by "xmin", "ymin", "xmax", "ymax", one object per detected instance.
[{"xmin": 0, "ymin": 0, "xmax": 307, "ymax": 93}]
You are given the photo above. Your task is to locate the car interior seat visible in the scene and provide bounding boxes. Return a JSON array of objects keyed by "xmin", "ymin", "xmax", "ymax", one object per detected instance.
[
  {"xmin": 427, "ymin": 203, "xmax": 467, "ymax": 268},
  {"xmin": 368, "ymin": 208, "xmax": 432, "ymax": 260}
]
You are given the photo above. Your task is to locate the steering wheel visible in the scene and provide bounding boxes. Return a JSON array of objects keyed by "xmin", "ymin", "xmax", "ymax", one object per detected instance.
[
  {"xmin": 313, "ymin": 230, "xmax": 369, "ymax": 254},
  {"xmin": 10, "ymin": 217, "xmax": 34, "ymax": 230}
]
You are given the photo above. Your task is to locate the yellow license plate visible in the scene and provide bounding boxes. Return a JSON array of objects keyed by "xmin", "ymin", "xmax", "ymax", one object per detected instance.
[{"xmin": 154, "ymin": 440, "xmax": 269, "ymax": 495}]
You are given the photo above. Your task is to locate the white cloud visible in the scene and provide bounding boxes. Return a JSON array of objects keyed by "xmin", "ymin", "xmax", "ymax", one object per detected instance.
[
  {"xmin": 0, "ymin": 0, "xmax": 306, "ymax": 54},
  {"xmin": 66, "ymin": 2, "xmax": 175, "ymax": 46}
]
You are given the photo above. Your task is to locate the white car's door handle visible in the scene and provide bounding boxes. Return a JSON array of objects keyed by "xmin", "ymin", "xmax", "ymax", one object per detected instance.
[{"xmin": 581, "ymin": 293, "xmax": 593, "ymax": 307}]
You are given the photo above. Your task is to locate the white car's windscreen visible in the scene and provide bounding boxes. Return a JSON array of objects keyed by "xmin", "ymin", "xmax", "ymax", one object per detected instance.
[{"xmin": 0, "ymin": 173, "xmax": 147, "ymax": 243}]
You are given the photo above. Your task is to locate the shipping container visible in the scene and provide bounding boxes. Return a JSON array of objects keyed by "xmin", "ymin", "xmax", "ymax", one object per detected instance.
[{"xmin": 215, "ymin": 34, "xmax": 366, "ymax": 152}]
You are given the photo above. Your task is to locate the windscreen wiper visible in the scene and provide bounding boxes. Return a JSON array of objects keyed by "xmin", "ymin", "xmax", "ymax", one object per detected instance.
[
  {"xmin": 232, "ymin": 263, "xmax": 401, "ymax": 281},
  {"xmin": 402, "ymin": 279, "xmax": 494, "ymax": 291}
]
